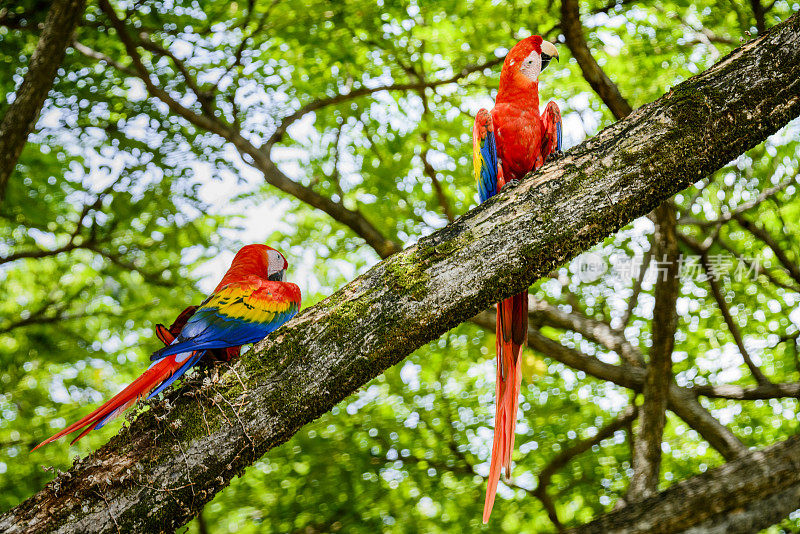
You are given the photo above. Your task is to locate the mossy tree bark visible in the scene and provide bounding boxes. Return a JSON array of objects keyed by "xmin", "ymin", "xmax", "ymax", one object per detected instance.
[
  {"xmin": 1, "ymin": 13, "xmax": 799, "ymax": 534},
  {"xmin": 568, "ymin": 435, "xmax": 800, "ymax": 534}
]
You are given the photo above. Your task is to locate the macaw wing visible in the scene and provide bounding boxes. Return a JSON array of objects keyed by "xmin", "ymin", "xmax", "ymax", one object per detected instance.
[
  {"xmin": 155, "ymin": 305, "xmax": 199, "ymax": 345},
  {"xmin": 556, "ymin": 116, "xmax": 561, "ymax": 152},
  {"xmin": 541, "ymin": 101, "xmax": 562, "ymax": 158},
  {"xmin": 150, "ymin": 280, "xmax": 301, "ymax": 362},
  {"xmin": 473, "ymin": 108, "xmax": 501, "ymax": 203},
  {"xmin": 556, "ymin": 116, "xmax": 562, "ymax": 153},
  {"xmin": 551, "ymin": 105, "xmax": 562, "ymax": 153}
]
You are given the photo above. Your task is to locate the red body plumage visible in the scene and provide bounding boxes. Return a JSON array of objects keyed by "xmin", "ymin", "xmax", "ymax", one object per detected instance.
[{"xmin": 473, "ymin": 35, "xmax": 562, "ymax": 523}]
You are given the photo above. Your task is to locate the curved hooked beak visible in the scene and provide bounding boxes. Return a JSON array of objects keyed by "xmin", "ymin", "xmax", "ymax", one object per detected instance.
[
  {"xmin": 268, "ymin": 269, "xmax": 285, "ymax": 282},
  {"xmin": 540, "ymin": 40, "xmax": 559, "ymax": 72}
]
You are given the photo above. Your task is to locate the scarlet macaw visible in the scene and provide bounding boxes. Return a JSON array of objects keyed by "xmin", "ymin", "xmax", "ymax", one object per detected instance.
[
  {"xmin": 473, "ymin": 36, "xmax": 562, "ymax": 522},
  {"xmin": 33, "ymin": 244, "xmax": 301, "ymax": 449}
]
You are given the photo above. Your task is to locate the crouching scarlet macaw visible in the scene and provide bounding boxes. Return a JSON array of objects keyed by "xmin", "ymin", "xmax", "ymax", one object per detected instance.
[
  {"xmin": 473, "ymin": 36, "xmax": 562, "ymax": 522},
  {"xmin": 33, "ymin": 244, "xmax": 301, "ymax": 450}
]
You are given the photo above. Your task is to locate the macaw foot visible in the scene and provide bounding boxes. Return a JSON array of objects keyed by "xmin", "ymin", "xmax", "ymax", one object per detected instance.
[
  {"xmin": 546, "ymin": 150, "xmax": 564, "ymax": 163},
  {"xmin": 501, "ymin": 179, "xmax": 521, "ymax": 191}
]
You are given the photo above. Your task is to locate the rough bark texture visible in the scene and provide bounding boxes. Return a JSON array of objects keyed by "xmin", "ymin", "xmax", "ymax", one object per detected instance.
[
  {"xmin": 682, "ymin": 482, "xmax": 800, "ymax": 534},
  {"xmin": 568, "ymin": 436, "xmax": 800, "ymax": 534},
  {"xmin": 628, "ymin": 204, "xmax": 680, "ymax": 500},
  {"xmin": 0, "ymin": 0, "xmax": 85, "ymax": 205},
  {"xmin": 2, "ymin": 14, "xmax": 799, "ymax": 534}
]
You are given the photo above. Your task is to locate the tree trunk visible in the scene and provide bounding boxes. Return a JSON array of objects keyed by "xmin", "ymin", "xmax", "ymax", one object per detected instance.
[
  {"xmin": 0, "ymin": 0, "xmax": 85, "ymax": 205},
  {"xmin": 2, "ymin": 13, "xmax": 799, "ymax": 534},
  {"xmin": 628, "ymin": 204, "xmax": 680, "ymax": 500}
]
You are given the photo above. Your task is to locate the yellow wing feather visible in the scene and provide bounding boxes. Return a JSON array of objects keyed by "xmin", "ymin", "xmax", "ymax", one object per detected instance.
[{"xmin": 201, "ymin": 283, "xmax": 295, "ymax": 324}]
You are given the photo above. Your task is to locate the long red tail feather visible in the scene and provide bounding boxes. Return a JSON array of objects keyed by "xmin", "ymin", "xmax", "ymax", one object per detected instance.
[
  {"xmin": 32, "ymin": 355, "xmax": 188, "ymax": 451},
  {"xmin": 483, "ymin": 291, "xmax": 527, "ymax": 523}
]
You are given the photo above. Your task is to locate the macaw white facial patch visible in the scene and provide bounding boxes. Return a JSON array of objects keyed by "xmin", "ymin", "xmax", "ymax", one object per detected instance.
[
  {"xmin": 266, "ymin": 248, "xmax": 286, "ymax": 275},
  {"xmin": 520, "ymin": 51, "xmax": 542, "ymax": 82}
]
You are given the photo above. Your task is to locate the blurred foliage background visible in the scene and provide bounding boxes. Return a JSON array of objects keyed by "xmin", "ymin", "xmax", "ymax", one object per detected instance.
[{"xmin": 1, "ymin": 0, "xmax": 799, "ymax": 532}]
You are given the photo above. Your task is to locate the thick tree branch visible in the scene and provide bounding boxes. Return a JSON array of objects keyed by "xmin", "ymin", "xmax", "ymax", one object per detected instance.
[
  {"xmin": 0, "ymin": 0, "xmax": 85, "ymax": 206},
  {"xmin": 3, "ymin": 16, "xmax": 799, "ymax": 533},
  {"xmin": 568, "ymin": 435, "xmax": 800, "ymax": 534},
  {"xmin": 682, "ymin": 481, "xmax": 800, "ymax": 534}
]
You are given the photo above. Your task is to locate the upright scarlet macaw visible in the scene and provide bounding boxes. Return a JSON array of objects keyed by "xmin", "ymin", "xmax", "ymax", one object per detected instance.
[
  {"xmin": 33, "ymin": 244, "xmax": 301, "ymax": 450},
  {"xmin": 473, "ymin": 35, "xmax": 562, "ymax": 522}
]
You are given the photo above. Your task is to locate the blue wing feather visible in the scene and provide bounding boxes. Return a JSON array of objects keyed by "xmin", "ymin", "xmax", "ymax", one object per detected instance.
[
  {"xmin": 151, "ymin": 306, "xmax": 297, "ymax": 361},
  {"xmin": 556, "ymin": 119, "xmax": 562, "ymax": 152},
  {"xmin": 144, "ymin": 351, "xmax": 206, "ymax": 400},
  {"xmin": 474, "ymin": 109, "xmax": 500, "ymax": 204},
  {"xmin": 479, "ymin": 133, "xmax": 499, "ymax": 203}
]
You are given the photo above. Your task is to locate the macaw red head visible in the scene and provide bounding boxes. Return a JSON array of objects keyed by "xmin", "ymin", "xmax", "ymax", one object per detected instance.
[
  {"xmin": 232, "ymin": 244, "xmax": 289, "ymax": 282},
  {"xmin": 501, "ymin": 35, "xmax": 559, "ymax": 85}
]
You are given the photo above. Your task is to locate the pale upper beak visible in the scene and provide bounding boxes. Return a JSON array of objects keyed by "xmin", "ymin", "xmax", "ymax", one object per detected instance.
[{"xmin": 540, "ymin": 40, "xmax": 559, "ymax": 71}]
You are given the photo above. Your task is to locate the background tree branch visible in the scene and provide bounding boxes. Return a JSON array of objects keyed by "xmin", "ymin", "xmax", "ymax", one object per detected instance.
[
  {"xmin": 560, "ymin": 0, "xmax": 632, "ymax": 120},
  {"xmin": 0, "ymin": 0, "xmax": 85, "ymax": 205},
  {"xmin": 628, "ymin": 203, "xmax": 680, "ymax": 501},
  {"xmin": 97, "ymin": 0, "xmax": 403, "ymax": 258},
  {"xmin": 558, "ymin": 0, "xmax": 737, "ymax": 500}
]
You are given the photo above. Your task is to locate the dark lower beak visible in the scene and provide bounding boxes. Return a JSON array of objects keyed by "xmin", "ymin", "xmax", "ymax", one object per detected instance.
[
  {"xmin": 268, "ymin": 270, "xmax": 285, "ymax": 282},
  {"xmin": 541, "ymin": 53, "xmax": 557, "ymax": 71}
]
